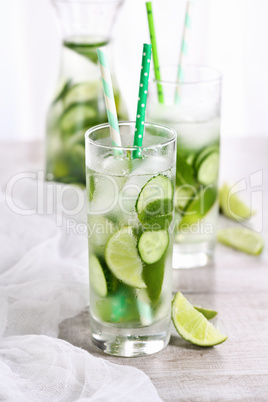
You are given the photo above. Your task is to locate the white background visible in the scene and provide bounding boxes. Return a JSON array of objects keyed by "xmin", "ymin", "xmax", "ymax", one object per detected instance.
[{"xmin": 0, "ymin": 0, "xmax": 267, "ymax": 141}]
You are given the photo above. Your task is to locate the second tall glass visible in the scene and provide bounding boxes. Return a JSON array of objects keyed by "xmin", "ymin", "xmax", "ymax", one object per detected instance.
[{"xmin": 147, "ymin": 65, "xmax": 222, "ymax": 269}]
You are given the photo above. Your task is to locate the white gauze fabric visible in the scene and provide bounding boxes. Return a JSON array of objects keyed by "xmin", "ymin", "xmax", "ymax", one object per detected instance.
[{"xmin": 0, "ymin": 177, "xmax": 162, "ymax": 402}]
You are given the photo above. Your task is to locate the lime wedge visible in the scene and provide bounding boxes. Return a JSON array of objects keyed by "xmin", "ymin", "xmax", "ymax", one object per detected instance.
[
  {"xmin": 172, "ymin": 292, "xmax": 227, "ymax": 347},
  {"xmin": 217, "ymin": 227, "xmax": 263, "ymax": 255},
  {"xmin": 179, "ymin": 186, "xmax": 217, "ymax": 228},
  {"xmin": 194, "ymin": 306, "xmax": 218, "ymax": 320},
  {"xmin": 105, "ymin": 227, "xmax": 146, "ymax": 288},
  {"xmin": 219, "ymin": 183, "xmax": 252, "ymax": 220}
]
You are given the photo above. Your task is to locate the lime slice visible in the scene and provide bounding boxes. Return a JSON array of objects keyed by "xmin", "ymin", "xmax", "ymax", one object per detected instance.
[
  {"xmin": 194, "ymin": 306, "xmax": 218, "ymax": 320},
  {"xmin": 179, "ymin": 186, "xmax": 217, "ymax": 228},
  {"xmin": 217, "ymin": 227, "xmax": 263, "ymax": 255},
  {"xmin": 219, "ymin": 183, "xmax": 252, "ymax": 220},
  {"xmin": 197, "ymin": 151, "xmax": 219, "ymax": 185},
  {"xmin": 172, "ymin": 292, "xmax": 227, "ymax": 347},
  {"xmin": 89, "ymin": 254, "xmax": 107, "ymax": 297},
  {"xmin": 138, "ymin": 230, "xmax": 169, "ymax": 264},
  {"xmin": 136, "ymin": 175, "xmax": 174, "ymax": 230},
  {"xmin": 105, "ymin": 227, "xmax": 146, "ymax": 288}
]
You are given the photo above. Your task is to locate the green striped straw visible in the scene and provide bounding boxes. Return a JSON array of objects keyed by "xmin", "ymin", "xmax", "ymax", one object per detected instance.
[
  {"xmin": 146, "ymin": 1, "xmax": 164, "ymax": 104},
  {"xmin": 97, "ymin": 47, "xmax": 122, "ymax": 154},
  {"xmin": 175, "ymin": 1, "xmax": 193, "ymax": 103},
  {"xmin": 133, "ymin": 43, "xmax": 152, "ymax": 159}
]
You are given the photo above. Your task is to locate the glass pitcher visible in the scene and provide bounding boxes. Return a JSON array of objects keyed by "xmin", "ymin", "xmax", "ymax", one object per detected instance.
[{"xmin": 46, "ymin": 0, "xmax": 127, "ymax": 186}]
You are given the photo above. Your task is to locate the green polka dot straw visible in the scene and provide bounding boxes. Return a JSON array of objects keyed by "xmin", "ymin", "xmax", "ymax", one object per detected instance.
[{"xmin": 133, "ymin": 43, "xmax": 152, "ymax": 159}]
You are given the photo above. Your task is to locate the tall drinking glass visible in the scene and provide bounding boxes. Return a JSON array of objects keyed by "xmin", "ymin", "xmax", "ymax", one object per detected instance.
[
  {"xmin": 85, "ymin": 121, "xmax": 176, "ymax": 357},
  {"xmin": 147, "ymin": 66, "xmax": 222, "ymax": 269}
]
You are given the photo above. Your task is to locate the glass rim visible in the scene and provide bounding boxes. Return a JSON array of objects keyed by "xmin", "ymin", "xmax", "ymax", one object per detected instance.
[
  {"xmin": 151, "ymin": 64, "xmax": 222, "ymax": 86},
  {"xmin": 85, "ymin": 121, "xmax": 177, "ymax": 151}
]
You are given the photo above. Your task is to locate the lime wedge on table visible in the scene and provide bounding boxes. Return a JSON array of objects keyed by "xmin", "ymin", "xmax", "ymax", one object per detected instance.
[
  {"xmin": 194, "ymin": 306, "xmax": 218, "ymax": 320},
  {"xmin": 136, "ymin": 175, "xmax": 174, "ymax": 230},
  {"xmin": 172, "ymin": 292, "xmax": 227, "ymax": 347},
  {"xmin": 179, "ymin": 186, "xmax": 217, "ymax": 228},
  {"xmin": 105, "ymin": 227, "xmax": 146, "ymax": 288},
  {"xmin": 219, "ymin": 183, "xmax": 252, "ymax": 220},
  {"xmin": 217, "ymin": 228, "xmax": 263, "ymax": 255}
]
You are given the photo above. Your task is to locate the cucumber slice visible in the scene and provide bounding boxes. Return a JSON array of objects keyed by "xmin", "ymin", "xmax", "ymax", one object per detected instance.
[
  {"xmin": 89, "ymin": 254, "xmax": 108, "ymax": 297},
  {"xmin": 138, "ymin": 230, "xmax": 169, "ymax": 264},
  {"xmin": 179, "ymin": 186, "xmax": 217, "ymax": 228},
  {"xmin": 136, "ymin": 175, "xmax": 174, "ymax": 230},
  {"xmin": 60, "ymin": 103, "xmax": 97, "ymax": 134},
  {"xmin": 194, "ymin": 145, "xmax": 219, "ymax": 171},
  {"xmin": 197, "ymin": 151, "xmax": 219, "ymax": 185}
]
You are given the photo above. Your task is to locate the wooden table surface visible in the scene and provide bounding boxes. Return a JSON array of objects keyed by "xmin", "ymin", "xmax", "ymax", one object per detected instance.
[{"xmin": 1, "ymin": 138, "xmax": 267, "ymax": 401}]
